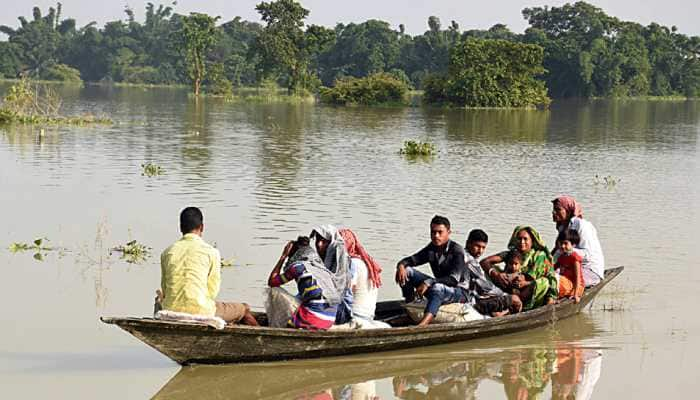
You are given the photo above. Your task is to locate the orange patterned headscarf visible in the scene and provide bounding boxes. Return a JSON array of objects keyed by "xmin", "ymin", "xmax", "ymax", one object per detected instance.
[
  {"xmin": 553, "ymin": 195, "xmax": 583, "ymax": 219},
  {"xmin": 339, "ymin": 228, "xmax": 382, "ymax": 288}
]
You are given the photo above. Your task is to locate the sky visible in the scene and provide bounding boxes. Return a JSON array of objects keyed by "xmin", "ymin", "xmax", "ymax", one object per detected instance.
[{"xmin": 1, "ymin": 0, "xmax": 699, "ymax": 38}]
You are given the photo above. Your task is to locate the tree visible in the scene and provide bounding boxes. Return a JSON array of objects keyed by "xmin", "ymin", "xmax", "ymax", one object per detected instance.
[
  {"xmin": 318, "ymin": 20, "xmax": 402, "ymax": 85},
  {"xmin": 0, "ymin": 4, "xmax": 76, "ymax": 77},
  {"xmin": 180, "ymin": 12, "xmax": 220, "ymax": 95},
  {"xmin": 254, "ymin": 0, "xmax": 312, "ymax": 93},
  {"xmin": 522, "ymin": 1, "xmax": 619, "ymax": 97},
  {"xmin": 423, "ymin": 38, "xmax": 550, "ymax": 108}
]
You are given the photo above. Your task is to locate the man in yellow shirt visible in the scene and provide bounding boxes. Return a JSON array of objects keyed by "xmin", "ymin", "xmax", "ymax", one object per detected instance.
[{"xmin": 160, "ymin": 207, "xmax": 258, "ymax": 326}]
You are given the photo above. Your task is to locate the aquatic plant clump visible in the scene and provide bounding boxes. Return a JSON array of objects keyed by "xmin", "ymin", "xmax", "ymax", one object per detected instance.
[
  {"xmin": 221, "ymin": 257, "xmax": 235, "ymax": 268},
  {"xmin": 141, "ymin": 162, "xmax": 164, "ymax": 177},
  {"xmin": 319, "ymin": 73, "xmax": 410, "ymax": 106},
  {"xmin": 8, "ymin": 237, "xmax": 58, "ymax": 261},
  {"xmin": 399, "ymin": 140, "xmax": 437, "ymax": 157},
  {"xmin": 594, "ymin": 174, "xmax": 621, "ymax": 187},
  {"xmin": 110, "ymin": 240, "xmax": 152, "ymax": 264},
  {"xmin": 0, "ymin": 78, "xmax": 111, "ymax": 125}
]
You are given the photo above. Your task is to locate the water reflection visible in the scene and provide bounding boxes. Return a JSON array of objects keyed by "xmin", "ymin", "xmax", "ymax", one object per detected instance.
[{"xmin": 153, "ymin": 316, "xmax": 605, "ymax": 400}]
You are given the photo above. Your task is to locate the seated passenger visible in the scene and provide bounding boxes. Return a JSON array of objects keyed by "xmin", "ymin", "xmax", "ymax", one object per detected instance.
[
  {"xmin": 267, "ymin": 237, "xmax": 341, "ymax": 330},
  {"xmin": 481, "ymin": 226, "xmax": 558, "ymax": 311},
  {"xmin": 463, "ymin": 229, "xmax": 521, "ymax": 317},
  {"xmin": 501, "ymin": 250, "xmax": 526, "ymax": 293},
  {"xmin": 338, "ymin": 228, "xmax": 389, "ymax": 328},
  {"xmin": 395, "ymin": 215, "xmax": 470, "ymax": 327},
  {"xmin": 552, "ymin": 195, "xmax": 605, "ymax": 287},
  {"xmin": 554, "ymin": 229, "xmax": 585, "ymax": 303},
  {"xmin": 159, "ymin": 206, "xmax": 258, "ymax": 326},
  {"xmin": 310, "ymin": 225, "xmax": 355, "ymax": 325}
]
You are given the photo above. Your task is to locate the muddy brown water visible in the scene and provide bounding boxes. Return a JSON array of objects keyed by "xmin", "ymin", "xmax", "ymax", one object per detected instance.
[{"xmin": 1, "ymin": 85, "xmax": 698, "ymax": 398}]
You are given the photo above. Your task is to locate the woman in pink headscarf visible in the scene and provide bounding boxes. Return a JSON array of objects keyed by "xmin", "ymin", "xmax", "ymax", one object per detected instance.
[{"xmin": 551, "ymin": 195, "xmax": 605, "ymax": 287}]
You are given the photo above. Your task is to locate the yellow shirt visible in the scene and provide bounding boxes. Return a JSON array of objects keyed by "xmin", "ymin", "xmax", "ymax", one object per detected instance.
[{"xmin": 160, "ymin": 233, "xmax": 221, "ymax": 316}]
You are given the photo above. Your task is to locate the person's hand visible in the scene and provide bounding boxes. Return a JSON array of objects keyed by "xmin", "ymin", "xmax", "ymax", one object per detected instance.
[
  {"xmin": 395, "ymin": 264, "xmax": 408, "ymax": 286},
  {"xmin": 515, "ymin": 275, "xmax": 530, "ymax": 289},
  {"xmin": 490, "ymin": 270, "xmax": 508, "ymax": 287},
  {"xmin": 416, "ymin": 282, "xmax": 430, "ymax": 297},
  {"xmin": 281, "ymin": 240, "xmax": 295, "ymax": 259}
]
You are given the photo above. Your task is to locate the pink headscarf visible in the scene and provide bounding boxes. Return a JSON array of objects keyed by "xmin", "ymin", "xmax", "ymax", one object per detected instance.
[
  {"xmin": 552, "ymin": 195, "xmax": 583, "ymax": 219},
  {"xmin": 339, "ymin": 228, "xmax": 382, "ymax": 288}
]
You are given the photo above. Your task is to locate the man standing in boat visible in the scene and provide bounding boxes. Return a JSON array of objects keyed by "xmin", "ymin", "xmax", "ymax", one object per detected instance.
[
  {"xmin": 159, "ymin": 206, "xmax": 258, "ymax": 326},
  {"xmin": 395, "ymin": 215, "xmax": 470, "ymax": 326}
]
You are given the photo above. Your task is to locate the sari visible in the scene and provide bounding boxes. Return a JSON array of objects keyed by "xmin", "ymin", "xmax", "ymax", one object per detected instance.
[{"xmin": 502, "ymin": 226, "xmax": 558, "ymax": 310}]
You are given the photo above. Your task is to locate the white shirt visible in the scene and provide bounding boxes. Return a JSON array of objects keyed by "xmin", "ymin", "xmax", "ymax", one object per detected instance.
[
  {"xmin": 566, "ymin": 217, "xmax": 605, "ymax": 286},
  {"xmin": 350, "ymin": 258, "xmax": 378, "ymax": 320}
]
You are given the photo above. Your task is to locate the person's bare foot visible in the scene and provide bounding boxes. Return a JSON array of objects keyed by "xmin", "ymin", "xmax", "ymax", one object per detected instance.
[
  {"xmin": 417, "ymin": 312, "xmax": 435, "ymax": 327},
  {"xmin": 241, "ymin": 312, "xmax": 259, "ymax": 326}
]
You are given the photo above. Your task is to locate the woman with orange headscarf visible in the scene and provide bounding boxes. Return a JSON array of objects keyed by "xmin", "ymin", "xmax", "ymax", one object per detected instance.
[{"xmin": 551, "ymin": 195, "xmax": 605, "ymax": 287}]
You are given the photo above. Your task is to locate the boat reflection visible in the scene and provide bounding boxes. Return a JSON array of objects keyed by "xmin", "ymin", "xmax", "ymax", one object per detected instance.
[{"xmin": 153, "ymin": 315, "xmax": 605, "ymax": 400}]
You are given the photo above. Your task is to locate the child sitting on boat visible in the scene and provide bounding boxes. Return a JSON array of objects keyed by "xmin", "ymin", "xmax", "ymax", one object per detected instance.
[{"xmin": 554, "ymin": 229, "xmax": 585, "ymax": 303}]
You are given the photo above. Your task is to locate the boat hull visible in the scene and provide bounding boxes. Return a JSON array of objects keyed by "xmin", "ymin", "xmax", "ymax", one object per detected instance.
[{"xmin": 101, "ymin": 266, "xmax": 622, "ymax": 364}]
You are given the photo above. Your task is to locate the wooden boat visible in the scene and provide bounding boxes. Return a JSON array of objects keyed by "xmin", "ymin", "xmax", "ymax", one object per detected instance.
[{"xmin": 101, "ymin": 266, "xmax": 623, "ymax": 365}]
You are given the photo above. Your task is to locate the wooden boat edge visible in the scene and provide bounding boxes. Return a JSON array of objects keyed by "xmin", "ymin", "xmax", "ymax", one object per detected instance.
[{"xmin": 101, "ymin": 266, "xmax": 623, "ymax": 337}]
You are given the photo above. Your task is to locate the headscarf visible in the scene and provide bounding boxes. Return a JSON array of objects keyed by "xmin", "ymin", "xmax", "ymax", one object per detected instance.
[
  {"xmin": 285, "ymin": 244, "xmax": 343, "ymax": 305},
  {"xmin": 339, "ymin": 228, "xmax": 382, "ymax": 288},
  {"xmin": 508, "ymin": 225, "xmax": 550, "ymax": 254},
  {"xmin": 507, "ymin": 226, "xmax": 557, "ymax": 308},
  {"xmin": 310, "ymin": 224, "xmax": 351, "ymax": 295},
  {"xmin": 552, "ymin": 195, "xmax": 583, "ymax": 221}
]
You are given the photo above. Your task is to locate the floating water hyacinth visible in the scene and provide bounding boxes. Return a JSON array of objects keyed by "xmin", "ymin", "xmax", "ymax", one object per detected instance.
[
  {"xmin": 399, "ymin": 140, "xmax": 436, "ymax": 157},
  {"xmin": 141, "ymin": 162, "xmax": 164, "ymax": 177},
  {"xmin": 8, "ymin": 237, "xmax": 57, "ymax": 262},
  {"xmin": 111, "ymin": 240, "xmax": 152, "ymax": 264},
  {"xmin": 594, "ymin": 174, "xmax": 621, "ymax": 187}
]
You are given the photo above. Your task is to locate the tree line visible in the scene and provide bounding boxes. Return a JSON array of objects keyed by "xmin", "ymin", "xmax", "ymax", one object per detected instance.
[{"xmin": 1, "ymin": 1, "xmax": 698, "ymax": 101}]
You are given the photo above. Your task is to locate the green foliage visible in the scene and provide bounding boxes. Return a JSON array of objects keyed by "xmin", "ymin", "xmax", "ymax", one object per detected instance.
[
  {"xmin": 180, "ymin": 12, "xmax": 220, "ymax": 96},
  {"xmin": 141, "ymin": 162, "xmax": 164, "ymax": 177},
  {"xmin": 0, "ymin": 78, "xmax": 110, "ymax": 124},
  {"xmin": 424, "ymin": 39, "xmax": 550, "ymax": 108},
  {"xmin": 122, "ymin": 66, "xmax": 161, "ymax": 84},
  {"xmin": 9, "ymin": 237, "xmax": 56, "ymax": 261},
  {"xmin": 319, "ymin": 72, "xmax": 409, "ymax": 105},
  {"xmin": 40, "ymin": 63, "xmax": 82, "ymax": 82},
  {"xmin": 317, "ymin": 20, "xmax": 402, "ymax": 85},
  {"xmin": 399, "ymin": 140, "xmax": 436, "ymax": 156},
  {"xmin": 522, "ymin": 2, "xmax": 700, "ymax": 98},
  {"xmin": 1, "ymin": 2, "xmax": 698, "ymax": 100},
  {"xmin": 254, "ymin": 0, "xmax": 318, "ymax": 93},
  {"xmin": 205, "ymin": 62, "xmax": 233, "ymax": 97},
  {"xmin": 110, "ymin": 240, "xmax": 152, "ymax": 264}
]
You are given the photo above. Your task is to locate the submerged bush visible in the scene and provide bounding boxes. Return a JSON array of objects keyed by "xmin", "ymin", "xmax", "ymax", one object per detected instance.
[
  {"xmin": 0, "ymin": 78, "xmax": 111, "ymax": 125},
  {"xmin": 40, "ymin": 63, "xmax": 83, "ymax": 83},
  {"xmin": 423, "ymin": 38, "xmax": 550, "ymax": 108},
  {"xmin": 319, "ymin": 72, "xmax": 410, "ymax": 106}
]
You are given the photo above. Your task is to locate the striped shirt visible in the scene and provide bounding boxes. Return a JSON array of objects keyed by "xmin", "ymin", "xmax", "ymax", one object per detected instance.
[{"xmin": 270, "ymin": 261, "xmax": 337, "ymax": 330}]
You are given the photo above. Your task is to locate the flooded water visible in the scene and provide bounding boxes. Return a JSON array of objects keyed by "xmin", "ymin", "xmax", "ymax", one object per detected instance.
[{"xmin": 1, "ymin": 84, "xmax": 698, "ymax": 399}]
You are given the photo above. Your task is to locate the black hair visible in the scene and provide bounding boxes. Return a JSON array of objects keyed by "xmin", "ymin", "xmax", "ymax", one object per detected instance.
[
  {"xmin": 288, "ymin": 235, "xmax": 310, "ymax": 257},
  {"xmin": 180, "ymin": 206, "xmax": 203, "ymax": 234},
  {"xmin": 467, "ymin": 229, "xmax": 488, "ymax": 244},
  {"xmin": 557, "ymin": 229, "xmax": 580, "ymax": 246},
  {"xmin": 505, "ymin": 250, "xmax": 523, "ymax": 264},
  {"xmin": 430, "ymin": 215, "xmax": 451, "ymax": 230}
]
